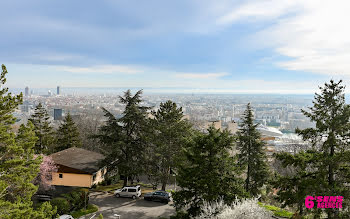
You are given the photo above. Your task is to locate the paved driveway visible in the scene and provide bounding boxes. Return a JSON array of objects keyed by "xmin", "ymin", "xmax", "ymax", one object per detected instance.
[{"xmin": 82, "ymin": 192, "xmax": 175, "ymax": 219}]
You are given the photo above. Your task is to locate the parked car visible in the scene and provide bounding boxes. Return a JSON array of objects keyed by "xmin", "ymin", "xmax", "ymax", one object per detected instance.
[
  {"xmin": 114, "ymin": 185, "xmax": 141, "ymax": 199},
  {"xmin": 58, "ymin": 215, "xmax": 74, "ymax": 219},
  {"xmin": 144, "ymin": 190, "xmax": 171, "ymax": 204}
]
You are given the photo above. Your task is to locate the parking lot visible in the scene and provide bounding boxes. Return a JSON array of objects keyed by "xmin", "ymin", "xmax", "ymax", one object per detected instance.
[{"xmin": 81, "ymin": 192, "xmax": 175, "ymax": 219}]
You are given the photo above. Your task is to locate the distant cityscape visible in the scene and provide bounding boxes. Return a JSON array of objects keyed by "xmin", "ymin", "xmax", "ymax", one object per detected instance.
[{"xmin": 13, "ymin": 86, "xmax": 317, "ymax": 156}]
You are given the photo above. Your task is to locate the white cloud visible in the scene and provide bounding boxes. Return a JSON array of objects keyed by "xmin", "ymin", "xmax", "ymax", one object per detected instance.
[
  {"xmin": 217, "ymin": 0, "xmax": 350, "ymax": 76},
  {"xmin": 174, "ymin": 72, "xmax": 229, "ymax": 79},
  {"xmin": 217, "ymin": 0, "xmax": 299, "ymax": 25}
]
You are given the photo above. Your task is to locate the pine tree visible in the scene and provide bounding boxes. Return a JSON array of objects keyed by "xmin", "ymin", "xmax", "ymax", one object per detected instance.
[
  {"xmin": 173, "ymin": 127, "xmax": 246, "ymax": 217},
  {"xmin": 95, "ymin": 90, "xmax": 149, "ymax": 186},
  {"xmin": 237, "ymin": 103, "xmax": 270, "ymax": 196},
  {"xmin": 148, "ymin": 100, "xmax": 192, "ymax": 190},
  {"xmin": 0, "ymin": 64, "xmax": 56, "ymax": 218},
  {"xmin": 29, "ymin": 103, "xmax": 55, "ymax": 154},
  {"xmin": 274, "ymin": 80, "xmax": 350, "ymax": 217},
  {"xmin": 55, "ymin": 112, "xmax": 82, "ymax": 152}
]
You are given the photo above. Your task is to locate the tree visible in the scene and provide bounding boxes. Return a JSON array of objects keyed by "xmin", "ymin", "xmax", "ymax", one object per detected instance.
[
  {"xmin": 73, "ymin": 111, "xmax": 104, "ymax": 152},
  {"xmin": 237, "ymin": 103, "xmax": 270, "ymax": 196},
  {"xmin": 29, "ymin": 103, "xmax": 55, "ymax": 154},
  {"xmin": 147, "ymin": 100, "xmax": 193, "ymax": 190},
  {"xmin": 272, "ymin": 151, "xmax": 321, "ymax": 216},
  {"xmin": 172, "ymin": 127, "xmax": 246, "ymax": 217},
  {"xmin": 55, "ymin": 112, "xmax": 82, "ymax": 152},
  {"xmin": 95, "ymin": 90, "xmax": 149, "ymax": 186},
  {"xmin": 34, "ymin": 156, "xmax": 58, "ymax": 192},
  {"xmin": 0, "ymin": 64, "xmax": 56, "ymax": 218},
  {"xmin": 273, "ymin": 80, "xmax": 350, "ymax": 217}
]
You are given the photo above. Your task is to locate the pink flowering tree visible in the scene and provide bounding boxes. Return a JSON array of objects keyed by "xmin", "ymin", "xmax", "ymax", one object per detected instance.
[{"xmin": 34, "ymin": 155, "xmax": 58, "ymax": 191}]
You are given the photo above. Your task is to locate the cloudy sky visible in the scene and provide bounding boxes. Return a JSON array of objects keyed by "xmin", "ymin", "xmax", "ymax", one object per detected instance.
[{"xmin": 2, "ymin": 0, "xmax": 350, "ymax": 93}]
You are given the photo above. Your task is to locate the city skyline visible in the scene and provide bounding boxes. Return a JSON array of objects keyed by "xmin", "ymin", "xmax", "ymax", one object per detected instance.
[{"xmin": 2, "ymin": 1, "xmax": 350, "ymax": 93}]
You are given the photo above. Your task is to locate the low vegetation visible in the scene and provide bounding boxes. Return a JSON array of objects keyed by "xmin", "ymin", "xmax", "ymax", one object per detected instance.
[
  {"xmin": 195, "ymin": 198, "xmax": 272, "ymax": 219},
  {"xmin": 258, "ymin": 202, "xmax": 294, "ymax": 218},
  {"xmin": 50, "ymin": 188, "xmax": 90, "ymax": 217},
  {"xmin": 70, "ymin": 204, "xmax": 98, "ymax": 218}
]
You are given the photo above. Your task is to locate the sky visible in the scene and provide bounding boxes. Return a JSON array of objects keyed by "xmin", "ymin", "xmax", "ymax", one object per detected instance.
[{"xmin": 1, "ymin": 0, "xmax": 350, "ymax": 94}]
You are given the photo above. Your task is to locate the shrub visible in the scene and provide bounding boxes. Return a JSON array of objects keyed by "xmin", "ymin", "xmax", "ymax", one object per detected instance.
[
  {"xmin": 70, "ymin": 204, "xmax": 98, "ymax": 218},
  {"xmin": 50, "ymin": 197, "xmax": 70, "ymax": 215},
  {"xmin": 195, "ymin": 198, "xmax": 272, "ymax": 219},
  {"xmin": 97, "ymin": 213, "xmax": 104, "ymax": 219},
  {"xmin": 62, "ymin": 188, "xmax": 89, "ymax": 211}
]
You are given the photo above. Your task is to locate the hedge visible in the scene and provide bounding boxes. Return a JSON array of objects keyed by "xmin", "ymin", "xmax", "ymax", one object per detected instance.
[{"xmin": 50, "ymin": 197, "xmax": 70, "ymax": 215}]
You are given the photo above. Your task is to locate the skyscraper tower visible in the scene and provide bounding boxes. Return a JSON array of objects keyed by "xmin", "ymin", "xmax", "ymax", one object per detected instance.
[
  {"xmin": 57, "ymin": 86, "xmax": 60, "ymax": 95},
  {"xmin": 54, "ymin": 109, "xmax": 63, "ymax": 120},
  {"xmin": 25, "ymin": 86, "xmax": 29, "ymax": 96}
]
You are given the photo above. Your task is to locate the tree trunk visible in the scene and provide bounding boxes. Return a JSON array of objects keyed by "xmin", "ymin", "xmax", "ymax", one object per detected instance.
[
  {"xmin": 123, "ymin": 176, "xmax": 128, "ymax": 187},
  {"xmin": 161, "ymin": 167, "xmax": 170, "ymax": 191},
  {"xmin": 245, "ymin": 138, "xmax": 251, "ymax": 192}
]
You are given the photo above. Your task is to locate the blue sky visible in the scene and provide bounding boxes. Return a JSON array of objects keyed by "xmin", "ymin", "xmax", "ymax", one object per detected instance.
[{"xmin": 2, "ymin": 0, "xmax": 350, "ymax": 93}]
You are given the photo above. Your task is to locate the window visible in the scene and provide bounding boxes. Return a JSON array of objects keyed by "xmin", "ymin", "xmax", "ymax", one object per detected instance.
[
  {"xmin": 93, "ymin": 174, "xmax": 96, "ymax": 181},
  {"xmin": 122, "ymin": 188, "xmax": 127, "ymax": 192},
  {"xmin": 138, "ymin": 187, "xmax": 141, "ymax": 191},
  {"xmin": 59, "ymin": 174, "xmax": 63, "ymax": 178},
  {"xmin": 128, "ymin": 189, "xmax": 136, "ymax": 192}
]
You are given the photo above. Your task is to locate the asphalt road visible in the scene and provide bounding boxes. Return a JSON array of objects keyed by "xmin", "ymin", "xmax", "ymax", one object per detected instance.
[{"xmin": 81, "ymin": 192, "xmax": 175, "ymax": 219}]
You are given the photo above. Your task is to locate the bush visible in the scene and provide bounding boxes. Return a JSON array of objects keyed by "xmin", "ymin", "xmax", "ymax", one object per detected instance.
[
  {"xmin": 50, "ymin": 197, "xmax": 70, "ymax": 215},
  {"xmin": 62, "ymin": 188, "xmax": 89, "ymax": 211},
  {"xmin": 195, "ymin": 198, "xmax": 272, "ymax": 219},
  {"xmin": 97, "ymin": 213, "xmax": 104, "ymax": 219},
  {"xmin": 71, "ymin": 204, "xmax": 98, "ymax": 218}
]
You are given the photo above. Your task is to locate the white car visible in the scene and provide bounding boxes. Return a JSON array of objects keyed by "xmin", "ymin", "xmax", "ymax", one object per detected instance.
[
  {"xmin": 114, "ymin": 185, "xmax": 141, "ymax": 199},
  {"xmin": 58, "ymin": 215, "xmax": 74, "ymax": 219}
]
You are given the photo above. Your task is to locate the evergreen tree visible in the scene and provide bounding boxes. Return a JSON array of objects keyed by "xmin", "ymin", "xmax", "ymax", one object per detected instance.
[
  {"xmin": 29, "ymin": 103, "xmax": 55, "ymax": 154},
  {"xmin": 173, "ymin": 127, "xmax": 246, "ymax": 217},
  {"xmin": 56, "ymin": 112, "xmax": 82, "ymax": 152},
  {"xmin": 274, "ymin": 80, "xmax": 350, "ymax": 217},
  {"xmin": 0, "ymin": 64, "xmax": 56, "ymax": 218},
  {"xmin": 237, "ymin": 103, "xmax": 270, "ymax": 196},
  {"xmin": 148, "ymin": 100, "xmax": 192, "ymax": 190},
  {"xmin": 95, "ymin": 90, "xmax": 149, "ymax": 186}
]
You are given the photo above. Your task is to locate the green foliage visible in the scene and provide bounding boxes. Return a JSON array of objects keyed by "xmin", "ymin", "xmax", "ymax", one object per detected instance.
[
  {"xmin": 94, "ymin": 90, "xmax": 149, "ymax": 186},
  {"xmin": 258, "ymin": 202, "xmax": 294, "ymax": 218},
  {"xmin": 237, "ymin": 103, "xmax": 270, "ymax": 196},
  {"xmin": 29, "ymin": 103, "xmax": 56, "ymax": 154},
  {"xmin": 147, "ymin": 100, "xmax": 193, "ymax": 190},
  {"xmin": 62, "ymin": 188, "xmax": 89, "ymax": 211},
  {"xmin": 70, "ymin": 204, "xmax": 98, "ymax": 218},
  {"xmin": 97, "ymin": 213, "xmax": 104, "ymax": 219},
  {"xmin": 50, "ymin": 197, "xmax": 70, "ymax": 215},
  {"xmin": 173, "ymin": 127, "xmax": 246, "ymax": 217},
  {"xmin": 273, "ymin": 80, "xmax": 350, "ymax": 217},
  {"xmin": 56, "ymin": 112, "xmax": 82, "ymax": 152},
  {"xmin": 0, "ymin": 64, "xmax": 56, "ymax": 218}
]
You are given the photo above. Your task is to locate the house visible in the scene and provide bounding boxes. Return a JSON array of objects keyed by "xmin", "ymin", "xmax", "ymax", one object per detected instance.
[{"xmin": 50, "ymin": 147, "xmax": 106, "ymax": 188}]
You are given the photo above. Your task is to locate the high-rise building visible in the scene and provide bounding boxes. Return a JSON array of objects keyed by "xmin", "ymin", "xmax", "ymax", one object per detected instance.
[
  {"xmin": 25, "ymin": 86, "xmax": 29, "ymax": 96},
  {"xmin": 54, "ymin": 109, "xmax": 63, "ymax": 120},
  {"xmin": 57, "ymin": 86, "xmax": 60, "ymax": 95}
]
